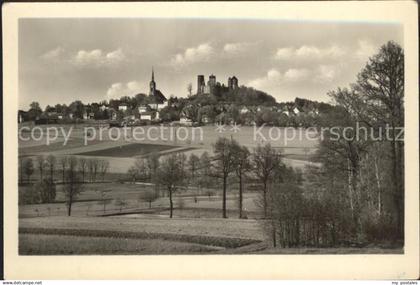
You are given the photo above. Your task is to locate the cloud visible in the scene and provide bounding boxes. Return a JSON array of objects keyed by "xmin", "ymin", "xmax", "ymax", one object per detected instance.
[
  {"xmin": 284, "ymin": 68, "xmax": 310, "ymax": 81},
  {"xmin": 223, "ymin": 42, "xmax": 256, "ymax": 55},
  {"xmin": 313, "ymin": 65, "xmax": 339, "ymax": 83},
  {"xmin": 249, "ymin": 66, "xmax": 338, "ymax": 90},
  {"xmin": 40, "ymin": 47, "xmax": 65, "ymax": 61},
  {"xmin": 274, "ymin": 44, "xmax": 346, "ymax": 61},
  {"xmin": 41, "ymin": 47, "xmax": 126, "ymax": 68},
  {"xmin": 355, "ymin": 39, "xmax": 377, "ymax": 61},
  {"xmin": 106, "ymin": 80, "xmax": 143, "ymax": 100},
  {"xmin": 170, "ymin": 43, "xmax": 214, "ymax": 67},
  {"xmin": 72, "ymin": 48, "xmax": 126, "ymax": 67},
  {"xmin": 248, "ymin": 68, "xmax": 282, "ymax": 89},
  {"xmin": 274, "ymin": 47, "xmax": 294, "ymax": 60}
]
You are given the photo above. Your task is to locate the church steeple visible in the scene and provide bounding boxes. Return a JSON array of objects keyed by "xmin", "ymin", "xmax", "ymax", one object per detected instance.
[{"xmin": 149, "ymin": 67, "xmax": 156, "ymax": 96}]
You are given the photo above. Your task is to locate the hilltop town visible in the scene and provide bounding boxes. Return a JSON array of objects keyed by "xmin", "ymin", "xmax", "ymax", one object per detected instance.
[{"xmin": 18, "ymin": 69, "xmax": 333, "ymax": 128}]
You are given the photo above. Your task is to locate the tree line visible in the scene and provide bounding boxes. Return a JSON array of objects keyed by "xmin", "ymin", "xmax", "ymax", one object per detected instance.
[{"xmin": 19, "ymin": 155, "xmax": 109, "ymax": 216}]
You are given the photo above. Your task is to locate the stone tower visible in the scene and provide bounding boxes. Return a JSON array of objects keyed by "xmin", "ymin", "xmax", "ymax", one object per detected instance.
[{"xmin": 197, "ymin": 75, "xmax": 205, "ymax": 95}]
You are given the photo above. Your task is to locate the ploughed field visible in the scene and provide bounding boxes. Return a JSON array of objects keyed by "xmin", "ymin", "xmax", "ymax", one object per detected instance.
[
  {"xmin": 19, "ymin": 124, "xmax": 319, "ymax": 173},
  {"xmin": 19, "ymin": 216, "xmax": 265, "ymax": 254}
]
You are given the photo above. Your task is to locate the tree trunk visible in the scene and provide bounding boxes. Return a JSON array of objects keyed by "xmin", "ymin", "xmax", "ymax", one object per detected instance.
[
  {"xmin": 238, "ymin": 173, "xmax": 243, "ymax": 218},
  {"xmin": 374, "ymin": 155, "xmax": 382, "ymax": 216},
  {"xmin": 67, "ymin": 198, "xmax": 72, "ymax": 216},
  {"xmin": 50, "ymin": 167, "xmax": 54, "ymax": 182},
  {"xmin": 390, "ymin": 132, "xmax": 404, "ymax": 239},
  {"xmin": 169, "ymin": 187, "xmax": 173, "ymax": 218},
  {"xmin": 222, "ymin": 175, "xmax": 227, "ymax": 218},
  {"xmin": 263, "ymin": 181, "xmax": 267, "ymax": 218}
]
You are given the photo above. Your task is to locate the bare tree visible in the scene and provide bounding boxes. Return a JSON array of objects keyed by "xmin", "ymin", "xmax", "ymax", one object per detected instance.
[
  {"xmin": 23, "ymin": 157, "xmax": 34, "ymax": 183},
  {"xmin": 156, "ymin": 153, "xmax": 187, "ymax": 218},
  {"xmin": 63, "ymin": 156, "xmax": 83, "ymax": 216},
  {"xmin": 115, "ymin": 198, "xmax": 128, "ymax": 212},
  {"xmin": 38, "ymin": 178, "xmax": 56, "ymax": 203},
  {"xmin": 140, "ymin": 190, "xmax": 159, "ymax": 209},
  {"xmin": 58, "ymin": 156, "xmax": 68, "ymax": 183},
  {"xmin": 212, "ymin": 137, "xmax": 239, "ymax": 218},
  {"xmin": 146, "ymin": 152, "xmax": 160, "ymax": 195},
  {"xmin": 98, "ymin": 159, "xmax": 110, "ymax": 181},
  {"xmin": 354, "ymin": 41, "xmax": 405, "ymax": 238},
  {"xmin": 78, "ymin": 157, "xmax": 88, "ymax": 183},
  {"xmin": 46, "ymin": 154, "xmax": 56, "ymax": 182},
  {"xmin": 188, "ymin": 153, "xmax": 200, "ymax": 197},
  {"xmin": 233, "ymin": 145, "xmax": 251, "ymax": 218},
  {"xmin": 88, "ymin": 158, "xmax": 99, "ymax": 182},
  {"xmin": 98, "ymin": 191, "xmax": 112, "ymax": 214},
  {"xmin": 252, "ymin": 143, "xmax": 281, "ymax": 218},
  {"xmin": 36, "ymin": 155, "xmax": 46, "ymax": 182}
]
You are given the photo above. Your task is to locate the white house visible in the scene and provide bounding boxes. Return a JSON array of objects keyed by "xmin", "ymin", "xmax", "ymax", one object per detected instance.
[
  {"xmin": 140, "ymin": 112, "xmax": 153, "ymax": 121},
  {"xmin": 138, "ymin": 105, "xmax": 148, "ymax": 114},
  {"xmin": 293, "ymin": 107, "xmax": 301, "ymax": 115},
  {"xmin": 240, "ymin": 106, "xmax": 249, "ymax": 114},
  {"xmin": 118, "ymin": 104, "xmax": 128, "ymax": 112},
  {"xmin": 156, "ymin": 101, "xmax": 168, "ymax": 111},
  {"xmin": 179, "ymin": 117, "xmax": 193, "ymax": 126}
]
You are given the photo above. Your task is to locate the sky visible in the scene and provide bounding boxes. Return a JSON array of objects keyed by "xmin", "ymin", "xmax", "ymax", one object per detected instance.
[{"xmin": 19, "ymin": 18, "xmax": 403, "ymax": 109}]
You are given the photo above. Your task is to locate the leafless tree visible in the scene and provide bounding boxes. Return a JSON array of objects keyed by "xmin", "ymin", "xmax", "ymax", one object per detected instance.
[
  {"xmin": 63, "ymin": 156, "xmax": 83, "ymax": 216},
  {"xmin": 156, "ymin": 153, "xmax": 187, "ymax": 218},
  {"xmin": 36, "ymin": 155, "xmax": 46, "ymax": 182},
  {"xmin": 98, "ymin": 159, "xmax": 110, "ymax": 181},
  {"xmin": 252, "ymin": 143, "xmax": 281, "ymax": 218},
  {"xmin": 23, "ymin": 157, "xmax": 34, "ymax": 183},
  {"xmin": 140, "ymin": 190, "xmax": 159, "ymax": 209},
  {"xmin": 58, "ymin": 156, "xmax": 68, "ymax": 183},
  {"xmin": 46, "ymin": 154, "xmax": 56, "ymax": 182},
  {"xmin": 78, "ymin": 157, "xmax": 88, "ymax": 183},
  {"xmin": 233, "ymin": 145, "xmax": 251, "ymax": 219},
  {"xmin": 212, "ymin": 137, "xmax": 240, "ymax": 218}
]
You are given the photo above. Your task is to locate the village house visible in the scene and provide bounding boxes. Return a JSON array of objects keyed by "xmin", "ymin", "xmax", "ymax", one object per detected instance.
[
  {"xmin": 118, "ymin": 104, "xmax": 128, "ymax": 112},
  {"xmin": 240, "ymin": 106, "xmax": 249, "ymax": 114},
  {"xmin": 140, "ymin": 112, "xmax": 153, "ymax": 121}
]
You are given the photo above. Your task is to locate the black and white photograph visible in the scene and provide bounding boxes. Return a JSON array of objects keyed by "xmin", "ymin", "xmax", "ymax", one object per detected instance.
[{"xmin": 3, "ymin": 1, "xmax": 419, "ymax": 280}]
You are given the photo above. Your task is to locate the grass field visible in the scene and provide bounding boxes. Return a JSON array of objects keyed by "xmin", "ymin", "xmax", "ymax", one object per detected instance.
[
  {"xmin": 17, "ymin": 123, "xmax": 325, "ymax": 254},
  {"xmin": 75, "ymin": 143, "xmax": 178, "ymax": 157},
  {"xmin": 19, "ymin": 215, "xmax": 264, "ymax": 254},
  {"xmin": 20, "ymin": 234, "xmax": 219, "ymax": 255}
]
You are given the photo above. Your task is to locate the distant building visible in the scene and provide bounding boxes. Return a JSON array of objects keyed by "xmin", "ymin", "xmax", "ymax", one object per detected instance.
[
  {"xmin": 228, "ymin": 76, "xmax": 239, "ymax": 90},
  {"xmin": 140, "ymin": 112, "xmax": 153, "ymax": 121},
  {"xmin": 197, "ymin": 75, "xmax": 205, "ymax": 94},
  {"xmin": 118, "ymin": 104, "xmax": 128, "ymax": 112},
  {"xmin": 18, "ymin": 110, "xmax": 28, "ymax": 123},
  {"xmin": 138, "ymin": 105, "xmax": 148, "ymax": 114},
  {"xmin": 197, "ymin": 74, "xmax": 239, "ymax": 95},
  {"xmin": 239, "ymin": 106, "xmax": 249, "ymax": 114},
  {"xmin": 148, "ymin": 68, "xmax": 167, "ymax": 110}
]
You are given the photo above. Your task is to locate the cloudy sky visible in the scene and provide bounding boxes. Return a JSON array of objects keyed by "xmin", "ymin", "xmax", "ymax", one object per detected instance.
[{"xmin": 19, "ymin": 18, "xmax": 402, "ymax": 109}]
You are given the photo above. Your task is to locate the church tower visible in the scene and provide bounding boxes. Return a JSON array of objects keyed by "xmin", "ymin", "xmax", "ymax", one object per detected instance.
[{"xmin": 149, "ymin": 68, "xmax": 156, "ymax": 96}]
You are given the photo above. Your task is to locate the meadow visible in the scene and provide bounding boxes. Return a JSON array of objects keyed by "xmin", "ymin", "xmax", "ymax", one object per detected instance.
[{"xmin": 18, "ymin": 123, "xmax": 321, "ymax": 254}]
